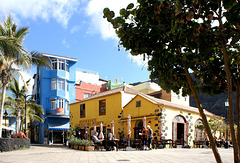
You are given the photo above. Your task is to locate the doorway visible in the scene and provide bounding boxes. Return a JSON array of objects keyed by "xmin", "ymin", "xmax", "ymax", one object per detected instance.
[
  {"xmin": 134, "ymin": 120, "xmax": 143, "ymax": 139},
  {"xmin": 172, "ymin": 115, "xmax": 186, "ymax": 146},
  {"xmin": 177, "ymin": 123, "xmax": 184, "ymax": 141}
]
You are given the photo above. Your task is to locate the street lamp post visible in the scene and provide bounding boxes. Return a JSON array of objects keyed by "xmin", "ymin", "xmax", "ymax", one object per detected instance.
[
  {"xmin": 224, "ymin": 99, "xmax": 229, "ymax": 149},
  {"xmin": 4, "ymin": 110, "xmax": 8, "ymax": 138},
  {"xmin": 15, "ymin": 94, "xmax": 35, "ymax": 136}
]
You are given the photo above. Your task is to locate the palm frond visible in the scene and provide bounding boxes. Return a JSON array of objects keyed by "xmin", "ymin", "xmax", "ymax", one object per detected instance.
[
  {"xmin": 31, "ymin": 114, "xmax": 44, "ymax": 123},
  {"xmin": 31, "ymin": 51, "xmax": 51, "ymax": 67}
]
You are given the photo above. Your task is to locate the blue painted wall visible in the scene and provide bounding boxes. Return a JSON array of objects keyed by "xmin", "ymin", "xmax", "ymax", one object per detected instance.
[{"xmin": 36, "ymin": 55, "xmax": 77, "ymax": 144}]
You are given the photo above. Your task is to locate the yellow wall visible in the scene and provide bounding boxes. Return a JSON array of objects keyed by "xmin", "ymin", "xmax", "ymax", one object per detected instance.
[
  {"xmin": 123, "ymin": 95, "xmax": 213, "ymax": 147},
  {"xmin": 122, "ymin": 96, "xmax": 161, "ymax": 140},
  {"xmin": 70, "ymin": 92, "xmax": 123, "ymax": 139}
]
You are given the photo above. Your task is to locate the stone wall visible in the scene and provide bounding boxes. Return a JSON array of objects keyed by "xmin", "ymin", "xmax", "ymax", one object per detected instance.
[{"xmin": 0, "ymin": 138, "xmax": 30, "ymax": 152}]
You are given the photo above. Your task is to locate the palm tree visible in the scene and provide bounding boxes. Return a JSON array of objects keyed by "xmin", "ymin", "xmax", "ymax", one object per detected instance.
[
  {"xmin": 5, "ymin": 78, "xmax": 44, "ymax": 134},
  {"xmin": 0, "ymin": 15, "xmax": 49, "ymax": 137}
]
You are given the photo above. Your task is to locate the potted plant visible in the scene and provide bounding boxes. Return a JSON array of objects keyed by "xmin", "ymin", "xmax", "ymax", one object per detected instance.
[
  {"xmin": 84, "ymin": 140, "xmax": 94, "ymax": 151},
  {"xmin": 78, "ymin": 139, "xmax": 85, "ymax": 150},
  {"xmin": 68, "ymin": 135, "xmax": 75, "ymax": 148}
]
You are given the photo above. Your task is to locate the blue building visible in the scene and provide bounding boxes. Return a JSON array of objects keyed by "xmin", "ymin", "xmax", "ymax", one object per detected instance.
[{"xmin": 33, "ymin": 53, "xmax": 77, "ymax": 144}]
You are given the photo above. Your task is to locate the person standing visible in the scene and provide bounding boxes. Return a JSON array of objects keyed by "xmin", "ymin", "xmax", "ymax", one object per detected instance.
[
  {"xmin": 147, "ymin": 125, "xmax": 153, "ymax": 150},
  {"xmin": 142, "ymin": 127, "xmax": 148, "ymax": 150}
]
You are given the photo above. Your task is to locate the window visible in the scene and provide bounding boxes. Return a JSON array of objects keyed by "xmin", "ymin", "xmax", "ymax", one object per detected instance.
[
  {"xmin": 58, "ymin": 59, "xmax": 65, "ymax": 70},
  {"xmin": 51, "ymin": 99, "xmax": 56, "ymax": 110},
  {"xmin": 51, "ymin": 78, "xmax": 56, "ymax": 90},
  {"xmin": 51, "ymin": 59, "xmax": 68, "ymax": 71},
  {"xmin": 99, "ymin": 100, "xmax": 106, "ymax": 115},
  {"xmin": 84, "ymin": 93, "xmax": 89, "ymax": 99},
  {"xmin": 195, "ymin": 119, "xmax": 205, "ymax": 141},
  {"xmin": 80, "ymin": 104, "xmax": 85, "ymax": 118},
  {"xmin": 58, "ymin": 79, "xmax": 65, "ymax": 90},
  {"xmin": 66, "ymin": 101, "xmax": 69, "ymax": 111},
  {"xmin": 51, "ymin": 59, "xmax": 57, "ymax": 70},
  {"xmin": 136, "ymin": 100, "xmax": 141, "ymax": 107},
  {"xmin": 58, "ymin": 98, "xmax": 64, "ymax": 108}
]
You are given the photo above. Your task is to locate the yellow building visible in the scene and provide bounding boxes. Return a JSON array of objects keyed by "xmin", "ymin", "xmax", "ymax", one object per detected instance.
[
  {"xmin": 70, "ymin": 86, "xmax": 216, "ymax": 147},
  {"xmin": 122, "ymin": 93, "xmax": 215, "ymax": 146},
  {"xmin": 70, "ymin": 86, "xmax": 138, "ymax": 139}
]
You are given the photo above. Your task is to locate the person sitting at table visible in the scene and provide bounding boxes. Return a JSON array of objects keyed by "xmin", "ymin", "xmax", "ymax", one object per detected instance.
[
  {"xmin": 93, "ymin": 132, "xmax": 103, "ymax": 145},
  {"xmin": 108, "ymin": 133, "xmax": 113, "ymax": 140},
  {"xmin": 107, "ymin": 133, "xmax": 116, "ymax": 151}
]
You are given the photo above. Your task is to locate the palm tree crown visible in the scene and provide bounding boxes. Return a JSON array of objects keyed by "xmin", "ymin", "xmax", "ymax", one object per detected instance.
[{"xmin": 0, "ymin": 15, "xmax": 49, "ymax": 137}]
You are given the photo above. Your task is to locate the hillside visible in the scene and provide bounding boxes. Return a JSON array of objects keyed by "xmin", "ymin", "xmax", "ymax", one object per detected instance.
[{"xmin": 190, "ymin": 92, "xmax": 237, "ymax": 123}]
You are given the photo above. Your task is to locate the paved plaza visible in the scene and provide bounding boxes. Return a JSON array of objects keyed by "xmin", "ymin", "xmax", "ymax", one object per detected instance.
[{"xmin": 0, "ymin": 145, "xmax": 234, "ymax": 163}]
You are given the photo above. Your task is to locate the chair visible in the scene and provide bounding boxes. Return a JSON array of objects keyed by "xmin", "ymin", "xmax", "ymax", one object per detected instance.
[
  {"xmin": 118, "ymin": 139, "xmax": 128, "ymax": 150},
  {"xmin": 131, "ymin": 139, "xmax": 142, "ymax": 150}
]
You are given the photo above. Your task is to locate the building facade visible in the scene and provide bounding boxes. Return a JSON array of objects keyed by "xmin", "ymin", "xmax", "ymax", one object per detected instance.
[
  {"xmin": 70, "ymin": 86, "xmax": 138, "ymax": 140},
  {"xmin": 122, "ymin": 93, "xmax": 215, "ymax": 146},
  {"xmin": 33, "ymin": 53, "xmax": 77, "ymax": 144},
  {"xmin": 75, "ymin": 69, "xmax": 108, "ymax": 102},
  {"xmin": 130, "ymin": 81, "xmax": 190, "ymax": 106},
  {"xmin": 70, "ymin": 86, "xmax": 216, "ymax": 147}
]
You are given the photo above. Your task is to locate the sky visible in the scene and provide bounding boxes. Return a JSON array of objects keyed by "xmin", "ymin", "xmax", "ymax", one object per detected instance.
[{"xmin": 0, "ymin": 0, "xmax": 150, "ymax": 86}]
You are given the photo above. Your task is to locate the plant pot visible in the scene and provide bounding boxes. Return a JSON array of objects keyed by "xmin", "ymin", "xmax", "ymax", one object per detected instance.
[
  {"xmin": 79, "ymin": 146, "xmax": 84, "ymax": 150},
  {"xmin": 74, "ymin": 145, "xmax": 78, "ymax": 149},
  {"xmin": 85, "ymin": 146, "xmax": 94, "ymax": 151}
]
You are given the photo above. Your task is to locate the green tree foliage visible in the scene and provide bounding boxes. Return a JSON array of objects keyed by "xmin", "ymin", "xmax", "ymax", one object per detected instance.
[
  {"xmin": 103, "ymin": 1, "xmax": 240, "ymax": 162},
  {"xmin": 0, "ymin": 15, "xmax": 49, "ymax": 138},
  {"xmin": 5, "ymin": 78, "xmax": 44, "ymax": 133}
]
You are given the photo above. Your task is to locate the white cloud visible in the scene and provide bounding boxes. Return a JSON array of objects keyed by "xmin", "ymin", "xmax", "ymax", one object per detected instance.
[
  {"xmin": 127, "ymin": 53, "xmax": 148, "ymax": 68},
  {"xmin": 85, "ymin": 0, "xmax": 147, "ymax": 67},
  {"xmin": 62, "ymin": 39, "xmax": 70, "ymax": 48},
  {"xmin": 0, "ymin": 0, "xmax": 80, "ymax": 28},
  {"xmin": 70, "ymin": 25, "xmax": 81, "ymax": 34},
  {"xmin": 85, "ymin": 0, "xmax": 137, "ymax": 40}
]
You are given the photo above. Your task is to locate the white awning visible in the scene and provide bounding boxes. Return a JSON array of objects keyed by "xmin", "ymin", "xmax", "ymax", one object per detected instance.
[
  {"xmin": 48, "ymin": 123, "xmax": 69, "ymax": 130},
  {"xmin": 2, "ymin": 125, "xmax": 15, "ymax": 131}
]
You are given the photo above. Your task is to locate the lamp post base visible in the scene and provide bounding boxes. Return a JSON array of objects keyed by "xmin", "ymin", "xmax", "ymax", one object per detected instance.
[{"xmin": 126, "ymin": 147, "xmax": 133, "ymax": 151}]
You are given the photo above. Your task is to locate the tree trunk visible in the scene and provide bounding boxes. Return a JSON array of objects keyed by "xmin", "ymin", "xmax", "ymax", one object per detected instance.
[
  {"xmin": 236, "ymin": 84, "xmax": 240, "ymax": 159},
  {"xmin": 15, "ymin": 110, "xmax": 18, "ymax": 134},
  {"xmin": 184, "ymin": 64, "xmax": 223, "ymax": 163},
  {"xmin": 222, "ymin": 43, "xmax": 239, "ymax": 163},
  {"xmin": 0, "ymin": 84, "xmax": 7, "ymax": 138}
]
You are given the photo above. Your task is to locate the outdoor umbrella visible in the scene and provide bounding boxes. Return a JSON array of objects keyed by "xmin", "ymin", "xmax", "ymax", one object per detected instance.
[
  {"xmin": 143, "ymin": 116, "xmax": 146, "ymax": 129},
  {"xmin": 126, "ymin": 114, "xmax": 131, "ymax": 149},
  {"xmin": 111, "ymin": 120, "xmax": 114, "ymax": 136},
  {"xmin": 85, "ymin": 125, "xmax": 88, "ymax": 139},
  {"xmin": 127, "ymin": 114, "xmax": 131, "ymax": 138},
  {"xmin": 98, "ymin": 122, "xmax": 104, "ymax": 139},
  {"xmin": 159, "ymin": 119, "xmax": 162, "ymax": 137},
  {"xmin": 93, "ymin": 125, "xmax": 96, "ymax": 133}
]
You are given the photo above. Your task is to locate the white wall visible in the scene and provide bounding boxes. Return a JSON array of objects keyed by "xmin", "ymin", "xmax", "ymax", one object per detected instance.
[
  {"xmin": 170, "ymin": 89, "xmax": 190, "ymax": 106},
  {"xmin": 76, "ymin": 69, "xmax": 106, "ymax": 86}
]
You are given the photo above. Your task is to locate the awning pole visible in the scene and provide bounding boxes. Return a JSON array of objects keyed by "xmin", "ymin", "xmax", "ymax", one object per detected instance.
[
  {"xmin": 63, "ymin": 131, "xmax": 64, "ymax": 144},
  {"xmin": 52, "ymin": 130, "xmax": 53, "ymax": 144}
]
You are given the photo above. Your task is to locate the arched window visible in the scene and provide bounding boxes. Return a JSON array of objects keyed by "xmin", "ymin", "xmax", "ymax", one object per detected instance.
[
  {"xmin": 173, "ymin": 115, "xmax": 186, "ymax": 123},
  {"xmin": 194, "ymin": 119, "xmax": 206, "ymax": 141},
  {"xmin": 135, "ymin": 120, "xmax": 143, "ymax": 127}
]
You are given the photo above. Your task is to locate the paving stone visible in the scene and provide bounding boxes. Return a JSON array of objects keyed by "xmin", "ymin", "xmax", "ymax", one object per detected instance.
[{"xmin": 0, "ymin": 144, "xmax": 234, "ymax": 163}]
